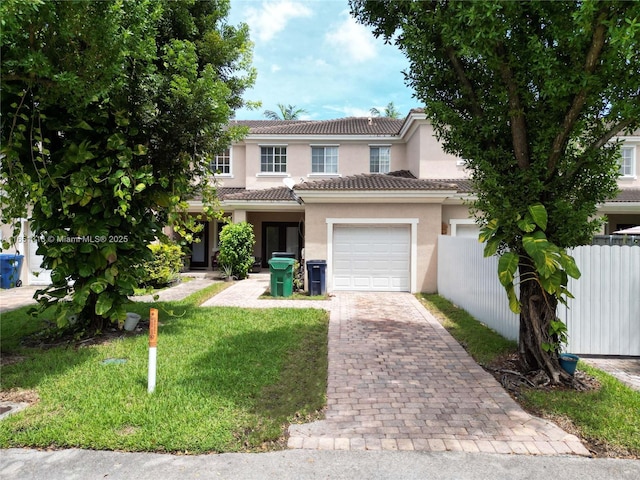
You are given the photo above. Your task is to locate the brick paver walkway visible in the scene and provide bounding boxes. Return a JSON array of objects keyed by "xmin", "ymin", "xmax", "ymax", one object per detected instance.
[{"xmin": 287, "ymin": 292, "xmax": 589, "ymax": 455}]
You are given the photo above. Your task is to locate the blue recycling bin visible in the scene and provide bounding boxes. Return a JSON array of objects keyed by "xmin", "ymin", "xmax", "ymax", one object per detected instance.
[
  {"xmin": 0, "ymin": 253, "xmax": 24, "ymax": 289},
  {"xmin": 306, "ymin": 260, "xmax": 327, "ymax": 296}
]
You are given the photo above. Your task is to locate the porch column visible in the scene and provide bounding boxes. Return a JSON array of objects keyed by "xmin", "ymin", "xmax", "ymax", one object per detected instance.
[{"xmin": 232, "ymin": 210, "xmax": 247, "ymax": 223}]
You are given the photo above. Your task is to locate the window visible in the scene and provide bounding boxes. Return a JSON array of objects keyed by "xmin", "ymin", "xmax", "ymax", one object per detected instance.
[
  {"xmin": 311, "ymin": 146, "xmax": 338, "ymax": 174},
  {"xmin": 370, "ymin": 146, "xmax": 391, "ymax": 173},
  {"xmin": 211, "ymin": 148, "xmax": 231, "ymax": 175},
  {"xmin": 261, "ymin": 146, "xmax": 287, "ymax": 173},
  {"xmin": 619, "ymin": 146, "xmax": 635, "ymax": 177}
]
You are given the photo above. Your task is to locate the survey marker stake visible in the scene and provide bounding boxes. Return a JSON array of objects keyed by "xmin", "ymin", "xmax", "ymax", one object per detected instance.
[{"xmin": 148, "ymin": 308, "xmax": 158, "ymax": 393}]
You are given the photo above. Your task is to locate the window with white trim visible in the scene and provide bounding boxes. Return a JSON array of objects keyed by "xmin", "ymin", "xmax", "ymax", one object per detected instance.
[
  {"xmin": 619, "ymin": 146, "xmax": 636, "ymax": 177},
  {"xmin": 260, "ymin": 146, "xmax": 287, "ymax": 173},
  {"xmin": 211, "ymin": 148, "xmax": 231, "ymax": 175},
  {"xmin": 311, "ymin": 146, "xmax": 338, "ymax": 174},
  {"xmin": 370, "ymin": 146, "xmax": 390, "ymax": 173}
]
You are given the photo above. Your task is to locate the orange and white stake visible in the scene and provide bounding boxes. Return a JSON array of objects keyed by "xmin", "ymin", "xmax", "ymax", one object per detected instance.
[{"xmin": 148, "ymin": 308, "xmax": 158, "ymax": 393}]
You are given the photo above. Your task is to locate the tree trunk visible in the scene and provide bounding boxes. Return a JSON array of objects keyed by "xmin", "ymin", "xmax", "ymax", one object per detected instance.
[{"xmin": 518, "ymin": 256, "xmax": 568, "ymax": 384}]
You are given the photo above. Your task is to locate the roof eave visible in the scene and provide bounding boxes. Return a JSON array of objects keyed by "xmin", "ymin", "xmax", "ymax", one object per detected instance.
[
  {"xmin": 598, "ymin": 201, "xmax": 640, "ymax": 213},
  {"xmin": 298, "ymin": 189, "xmax": 458, "ymax": 204},
  {"xmin": 244, "ymin": 133, "xmax": 402, "ymax": 143}
]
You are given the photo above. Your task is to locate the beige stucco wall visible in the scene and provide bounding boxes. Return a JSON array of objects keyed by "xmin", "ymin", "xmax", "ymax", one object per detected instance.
[
  {"xmin": 441, "ymin": 204, "xmax": 474, "ymax": 234},
  {"xmin": 404, "ymin": 122, "xmax": 468, "ymax": 179},
  {"xmin": 304, "ymin": 202, "xmax": 442, "ymax": 293},
  {"xmin": 237, "ymin": 139, "xmax": 407, "ymax": 190}
]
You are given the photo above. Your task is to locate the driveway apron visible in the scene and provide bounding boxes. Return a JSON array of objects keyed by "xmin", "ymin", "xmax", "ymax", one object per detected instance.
[{"xmin": 288, "ymin": 292, "xmax": 589, "ymax": 456}]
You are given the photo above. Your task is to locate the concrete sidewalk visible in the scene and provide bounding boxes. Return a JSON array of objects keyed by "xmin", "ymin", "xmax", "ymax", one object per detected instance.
[{"xmin": 1, "ymin": 448, "xmax": 639, "ymax": 480}]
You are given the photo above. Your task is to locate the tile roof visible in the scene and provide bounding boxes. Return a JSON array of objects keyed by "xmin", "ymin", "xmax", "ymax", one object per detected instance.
[
  {"xmin": 222, "ymin": 186, "xmax": 296, "ymax": 202},
  {"xmin": 610, "ymin": 188, "xmax": 640, "ymax": 202},
  {"xmin": 230, "ymin": 120, "xmax": 305, "ymax": 129},
  {"xmin": 234, "ymin": 117, "xmax": 405, "ymax": 136},
  {"xmin": 295, "ymin": 173, "xmax": 460, "ymax": 191},
  {"xmin": 216, "ymin": 182, "xmax": 637, "ymax": 202}
]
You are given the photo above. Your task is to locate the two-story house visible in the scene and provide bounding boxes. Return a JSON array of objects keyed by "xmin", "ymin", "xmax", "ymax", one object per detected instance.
[
  {"xmin": 3, "ymin": 110, "xmax": 639, "ymax": 290},
  {"xmin": 185, "ymin": 110, "xmax": 640, "ymax": 293}
]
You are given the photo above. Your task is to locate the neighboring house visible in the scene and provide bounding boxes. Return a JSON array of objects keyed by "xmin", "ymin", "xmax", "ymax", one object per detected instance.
[{"xmin": 2, "ymin": 110, "xmax": 639, "ymax": 290}]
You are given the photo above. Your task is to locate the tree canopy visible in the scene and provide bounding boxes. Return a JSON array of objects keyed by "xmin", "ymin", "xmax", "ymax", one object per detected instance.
[
  {"xmin": 351, "ymin": 0, "xmax": 640, "ymax": 383},
  {"xmin": 1, "ymin": 0, "xmax": 255, "ymax": 330},
  {"xmin": 370, "ymin": 101, "xmax": 402, "ymax": 118},
  {"xmin": 263, "ymin": 103, "xmax": 308, "ymax": 120}
]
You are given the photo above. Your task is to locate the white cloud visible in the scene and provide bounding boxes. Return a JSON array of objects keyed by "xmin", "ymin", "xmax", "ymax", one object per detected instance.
[
  {"xmin": 324, "ymin": 105, "xmax": 374, "ymax": 118},
  {"xmin": 245, "ymin": 0, "xmax": 313, "ymax": 42},
  {"xmin": 270, "ymin": 64, "xmax": 281, "ymax": 73},
  {"xmin": 325, "ymin": 14, "xmax": 377, "ymax": 63}
]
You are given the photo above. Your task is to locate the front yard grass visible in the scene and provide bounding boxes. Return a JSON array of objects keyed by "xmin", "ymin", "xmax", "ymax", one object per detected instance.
[
  {"xmin": 419, "ymin": 293, "xmax": 640, "ymax": 458},
  {"xmin": 0, "ymin": 286, "xmax": 328, "ymax": 453}
]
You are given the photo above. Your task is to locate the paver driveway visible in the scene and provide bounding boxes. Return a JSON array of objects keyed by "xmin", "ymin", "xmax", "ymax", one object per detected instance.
[{"xmin": 288, "ymin": 292, "xmax": 589, "ymax": 456}]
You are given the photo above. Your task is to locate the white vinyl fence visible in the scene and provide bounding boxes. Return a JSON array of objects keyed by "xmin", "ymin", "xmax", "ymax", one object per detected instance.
[{"xmin": 437, "ymin": 236, "xmax": 640, "ymax": 356}]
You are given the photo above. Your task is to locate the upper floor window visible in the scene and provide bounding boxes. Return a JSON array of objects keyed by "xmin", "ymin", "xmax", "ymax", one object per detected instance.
[
  {"xmin": 370, "ymin": 146, "xmax": 390, "ymax": 173},
  {"xmin": 311, "ymin": 146, "xmax": 338, "ymax": 174},
  {"xmin": 261, "ymin": 146, "xmax": 287, "ymax": 173},
  {"xmin": 211, "ymin": 148, "xmax": 231, "ymax": 175},
  {"xmin": 619, "ymin": 146, "xmax": 636, "ymax": 177}
]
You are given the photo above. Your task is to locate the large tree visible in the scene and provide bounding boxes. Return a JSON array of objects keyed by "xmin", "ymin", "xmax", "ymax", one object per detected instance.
[
  {"xmin": 370, "ymin": 101, "xmax": 402, "ymax": 118},
  {"xmin": 263, "ymin": 103, "xmax": 308, "ymax": 120},
  {"xmin": 1, "ymin": 0, "xmax": 255, "ymax": 331},
  {"xmin": 351, "ymin": 0, "xmax": 640, "ymax": 383}
]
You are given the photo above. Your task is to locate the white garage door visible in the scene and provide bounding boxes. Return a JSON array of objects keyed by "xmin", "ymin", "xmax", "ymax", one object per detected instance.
[{"xmin": 333, "ymin": 225, "xmax": 410, "ymax": 292}]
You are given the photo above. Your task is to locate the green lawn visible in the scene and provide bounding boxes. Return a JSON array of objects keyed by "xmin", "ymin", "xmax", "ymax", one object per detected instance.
[
  {"xmin": 419, "ymin": 293, "xmax": 640, "ymax": 458},
  {"xmin": 0, "ymin": 285, "xmax": 328, "ymax": 453}
]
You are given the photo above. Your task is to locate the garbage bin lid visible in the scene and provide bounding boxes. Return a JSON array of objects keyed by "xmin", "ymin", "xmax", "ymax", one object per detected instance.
[{"xmin": 268, "ymin": 257, "xmax": 295, "ymax": 266}]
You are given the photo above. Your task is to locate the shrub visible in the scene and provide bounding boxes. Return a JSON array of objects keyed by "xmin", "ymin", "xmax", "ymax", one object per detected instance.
[
  {"xmin": 139, "ymin": 241, "xmax": 184, "ymax": 287},
  {"xmin": 218, "ymin": 222, "xmax": 255, "ymax": 280}
]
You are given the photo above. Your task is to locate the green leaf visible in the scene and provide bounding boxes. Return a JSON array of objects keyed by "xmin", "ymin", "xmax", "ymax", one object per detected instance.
[
  {"xmin": 517, "ymin": 213, "xmax": 536, "ymax": 233},
  {"xmin": 522, "ymin": 231, "xmax": 558, "ymax": 277},
  {"xmin": 101, "ymin": 244, "xmax": 118, "ymax": 264},
  {"xmin": 539, "ymin": 269, "xmax": 563, "ymax": 294},
  {"xmin": 506, "ymin": 285, "xmax": 521, "ymax": 314},
  {"xmin": 483, "ymin": 235, "xmax": 502, "ymax": 257},
  {"xmin": 90, "ymin": 280, "xmax": 108, "ymax": 294},
  {"xmin": 527, "ymin": 204, "xmax": 548, "ymax": 231},
  {"xmin": 95, "ymin": 294, "xmax": 114, "ymax": 316},
  {"xmin": 79, "ymin": 264, "xmax": 94, "ymax": 277},
  {"xmin": 133, "ymin": 144, "xmax": 148, "ymax": 156},
  {"xmin": 478, "ymin": 218, "xmax": 499, "ymax": 243},
  {"xmin": 498, "ymin": 251, "xmax": 519, "ymax": 287},
  {"xmin": 559, "ymin": 251, "xmax": 581, "ymax": 279}
]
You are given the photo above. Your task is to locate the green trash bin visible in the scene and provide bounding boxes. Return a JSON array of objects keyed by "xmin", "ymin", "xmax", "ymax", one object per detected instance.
[{"xmin": 268, "ymin": 257, "xmax": 295, "ymax": 297}]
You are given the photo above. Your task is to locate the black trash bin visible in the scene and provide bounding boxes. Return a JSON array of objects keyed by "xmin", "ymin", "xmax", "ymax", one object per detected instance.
[
  {"xmin": 306, "ymin": 260, "xmax": 327, "ymax": 296},
  {"xmin": 0, "ymin": 253, "xmax": 24, "ymax": 289}
]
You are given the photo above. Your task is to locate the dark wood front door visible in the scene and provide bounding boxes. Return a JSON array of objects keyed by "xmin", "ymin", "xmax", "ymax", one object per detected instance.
[
  {"xmin": 262, "ymin": 222, "xmax": 304, "ymax": 267},
  {"xmin": 190, "ymin": 221, "xmax": 209, "ymax": 268}
]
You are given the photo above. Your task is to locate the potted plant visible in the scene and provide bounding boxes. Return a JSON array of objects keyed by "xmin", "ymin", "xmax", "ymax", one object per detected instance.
[
  {"xmin": 220, "ymin": 263, "xmax": 234, "ymax": 282},
  {"xmin": 543, "ymin": 319, "xmax": 579, "ymax": 376}
]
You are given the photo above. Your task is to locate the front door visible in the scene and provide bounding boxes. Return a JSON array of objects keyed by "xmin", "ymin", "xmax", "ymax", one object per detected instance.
[
  {"xmin": 262, "ymin": 222, "xmax": 303, "ymax": 267},
  {"xmin": 190, "ymin": 221, "xmax": 209, "ymax": 268}
]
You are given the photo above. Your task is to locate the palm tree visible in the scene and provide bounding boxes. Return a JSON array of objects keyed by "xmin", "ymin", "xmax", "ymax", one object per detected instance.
[
  {"xmin": 370, "ymin": 101, "xmax": 402, "ymax": 119},
  {"xmin": 263, "ymin": 103, "xmax": 307, "ymax": 120}
]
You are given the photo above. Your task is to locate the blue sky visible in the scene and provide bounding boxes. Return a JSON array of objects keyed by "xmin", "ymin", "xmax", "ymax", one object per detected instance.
[{"xmin": 227, "ymin": 0, "xmax": 419, "ymax": 120}]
